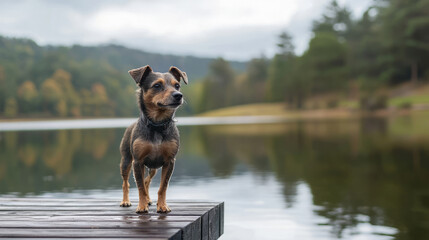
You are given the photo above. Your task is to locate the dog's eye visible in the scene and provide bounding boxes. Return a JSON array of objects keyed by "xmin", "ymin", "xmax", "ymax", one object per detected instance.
[
  {"xmin": 153, "ymin": 83, "xmax": 161, "ymax": 89},
  {"xmin": 175, "ymin": 84, "xmax": 180, "ymax": 90}
]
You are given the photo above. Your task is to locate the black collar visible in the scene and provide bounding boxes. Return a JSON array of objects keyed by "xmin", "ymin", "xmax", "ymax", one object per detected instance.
[
  {"xmin": 138, "ymin": 93, "xmax": 174, "ymax": 130},
  {"xmin": 140, "ymin": 113, "xmax": 173, "ymax": 130}
]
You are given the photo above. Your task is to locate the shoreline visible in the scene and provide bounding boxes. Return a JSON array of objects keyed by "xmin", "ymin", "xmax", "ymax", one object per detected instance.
[{"xmin": 1, "ymin": 107, "xmax": 428, "ymax": 123}]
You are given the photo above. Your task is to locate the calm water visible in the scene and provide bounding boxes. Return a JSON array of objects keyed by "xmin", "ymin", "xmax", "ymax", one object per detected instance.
[{"xmin": 1, "ymin": 114, "xmax": 429, "ymax": 240}]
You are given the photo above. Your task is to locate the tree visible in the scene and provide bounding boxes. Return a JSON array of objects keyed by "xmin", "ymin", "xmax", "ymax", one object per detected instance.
[
  {"xmin": 4, "ymin": 98, "xmax": 18, "ymax": 117},
  {"xmin": 92, "ymin": 83, "xmax": 112, "ymax": 116},
  {"xmin": 242, "ymin": 57, "xmax": 269, "ymax": 103},
  {"xmin": 51, "ymin": 69, "xmax": 81, "ymax": 116},
  {"xmin": 277, "ymin": 33, "xmax": 295, "ymax": 58},
  {"xmin": 246, "ymin": 57, "xmax": 269, "ymax": 85},
  {"xmin": 207, "ymin": 58, "xmax": 235, "ymax": 85},
  {"xmin": 378, "ymin": 0, "xmax": 429, "ymax": 82},
  {"xmin": 313, "ymin": 0, "xmax": 354, "ymax": 40},
  {"xmin": 346, "ymin": 8, "xmax": 387, "ymax": 91},
  {"xmin": 41, "ymin": 78, "xmax": 62, "ymax": 114},
  {"xmin": 0, "ymin": 65, "xmax": 5, "ymax": 113},
  {"xmin": 199, "ymin": 58, "xmax": 235, "ymax": 111},
  {"xmin": 17, "ymin": 81, "xmax": 38, "ymax": 113},
  {"xmin": 277, "ymin": 56, "xmax": 310, "ymax": 109},
  {"xmin": 302, "ymin": 32, "xmax": 348, "ymax": 94},
  {"xmin": 266, "ymin": 31, "xmax": 296, "ymax": 102},
  {"xmin": 56, "ymin": 99, "xmax": 67, "ymax": 117},
  {"xmin": 39, "ymin": 69, "xmax": 83, "ymax": 117}
]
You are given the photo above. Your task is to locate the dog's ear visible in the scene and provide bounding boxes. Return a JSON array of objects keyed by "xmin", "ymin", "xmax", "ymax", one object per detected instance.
[
  {"xmin": 169, "ymin": 66, "xmax": 188, "ymax": 85},
  {"xmin": 128, "ymin": 65, "xmax": 153, "ymax": 86}
]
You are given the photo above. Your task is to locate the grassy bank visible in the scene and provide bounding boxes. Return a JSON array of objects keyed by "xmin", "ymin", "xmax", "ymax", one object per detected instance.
[
  {"xmin": 200, "ymin": 82, "xmax": 429, "ymax": 118},
  {"xmin": 199, "ymin": 103, "xmax": 359, "ymax": 119}
]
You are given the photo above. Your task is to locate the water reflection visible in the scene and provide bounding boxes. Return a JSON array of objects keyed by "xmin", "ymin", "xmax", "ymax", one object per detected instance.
[
  {"xmin": 1, "ymin": 114, "xmax": 429, "ymax": 239},
  {"xmin": 0, "ymin": 129, "xmax": 119, "ymax": 194}
]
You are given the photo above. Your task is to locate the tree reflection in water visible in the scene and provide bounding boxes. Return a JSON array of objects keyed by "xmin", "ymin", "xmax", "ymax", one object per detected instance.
[{"xmin": 0, "ymin": 115, "xmax": 429, "ymax": 239}]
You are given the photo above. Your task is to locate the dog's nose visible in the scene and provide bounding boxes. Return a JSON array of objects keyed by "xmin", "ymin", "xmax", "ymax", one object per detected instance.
[{"xmin": 172, "ymin": 92, "xmax": 183, "ymax": 101}]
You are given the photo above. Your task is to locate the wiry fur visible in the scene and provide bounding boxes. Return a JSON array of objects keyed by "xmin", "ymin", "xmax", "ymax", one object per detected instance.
[{"xmin": 119, "ymin": 65, "xmax": 188, "ymax": 213}]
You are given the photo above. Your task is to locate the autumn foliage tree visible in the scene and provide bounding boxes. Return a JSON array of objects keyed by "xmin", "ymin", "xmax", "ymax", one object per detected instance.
[{"xmin": 17, "ymin": 81, "xmax": 38, "ymax": 113}]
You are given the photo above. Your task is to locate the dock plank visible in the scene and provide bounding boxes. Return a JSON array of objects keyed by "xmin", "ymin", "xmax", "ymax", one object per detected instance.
[
  {"xmin": 0, "ymin": 198, "xmax": 224, "ymax": 240},
  {"xmin": 0, "ymin": 210, "xmax": 210, "ymax": 216},
  {"xmin": 1, "ymin": 220, "xmax": 190, "ymax": 229},
  {"xmin": 0, "ymin": 206, "xmax": 215, "ymax": 211},
  {"xmin": 0, "ymin": 215, "xmax": 200, "ymax": 222},
  {"xmin": 0, "ymin": 228, "xmax": 182, "ymax": 239},
  {"xmin": 208, "ymin": 205, "xmax": 220, "ymax": 240}
]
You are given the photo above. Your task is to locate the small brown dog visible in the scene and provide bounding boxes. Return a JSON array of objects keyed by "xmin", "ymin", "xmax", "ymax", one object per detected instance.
[{"xmin": 119, "ymin": 65, "xmax": 188, "ymax": 213}]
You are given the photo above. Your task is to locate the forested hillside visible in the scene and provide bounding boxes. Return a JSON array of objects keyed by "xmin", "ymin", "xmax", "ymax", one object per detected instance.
[
  {"xmin": 196, "ymin": 0, "xmax": 429, "ymax": 112},
  {"xmin": 1, "ymin": 0, "xmax": 428, "ymax": 118},
  {"xmin": 0, "ymin": 36, "xmax": 246, "ymax": 118}
]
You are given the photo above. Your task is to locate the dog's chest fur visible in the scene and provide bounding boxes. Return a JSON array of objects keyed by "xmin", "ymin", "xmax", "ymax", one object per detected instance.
[
  {"xmin": 144, "ymin": 133, "xmax": 171, "ymax": 169},
  {"xmin": 131, "ymin": 121, "xmax": 179, "ymax": 169}
]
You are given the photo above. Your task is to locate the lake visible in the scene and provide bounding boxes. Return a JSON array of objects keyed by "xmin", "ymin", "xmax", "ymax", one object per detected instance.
[{"xmin": 1, "ymin": 113, "xmax": 429, "ymax": 240}]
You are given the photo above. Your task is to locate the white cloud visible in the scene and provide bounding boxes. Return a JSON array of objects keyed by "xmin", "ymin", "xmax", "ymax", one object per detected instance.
[
  {"xmin": 0, "ymin": 0, "xmax": 372, "ymax": 60},
  {"xmin": 87, "ymin": 0, "xmax": 297, "ymax": 39}
]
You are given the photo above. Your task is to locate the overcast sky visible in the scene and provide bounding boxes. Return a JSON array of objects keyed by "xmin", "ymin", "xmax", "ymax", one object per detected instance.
[{"xmin": 0, "ymin": 0, "xmax": 372, "ymax": 61}]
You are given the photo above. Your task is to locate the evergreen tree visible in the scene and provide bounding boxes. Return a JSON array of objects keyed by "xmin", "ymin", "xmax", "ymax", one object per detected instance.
[
  {"xmin": 313, "ymin": 0, "xmax": 354, "ymax": 40},
  {"xmin": 378, "ymin": 0, "xmax": 429, "ymax": 82},
  {"xmin": 199, "ymin": 58, "xmax": 235, "ymax": 111},
  {"xmin": 266, "ymin": 31, "xmax": 296, "ymax": 102},
  {"xmin": 302, "ymin": 32, "xmax": 348, "ymax": 94}
]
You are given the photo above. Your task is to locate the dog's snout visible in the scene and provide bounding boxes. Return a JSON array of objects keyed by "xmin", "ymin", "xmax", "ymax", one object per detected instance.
[{"xmin": 172, "ymin": 92, "xmax": 183, "ymax": 101}]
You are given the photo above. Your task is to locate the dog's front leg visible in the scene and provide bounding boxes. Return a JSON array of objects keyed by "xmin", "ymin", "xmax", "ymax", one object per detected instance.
[
  {"xmin": 157, "ymin": 158, "xmax": 175, "ymax": 213},
  {"xmin": 133, "ymin": 160, "xmax": 150, "ymax": 213}
]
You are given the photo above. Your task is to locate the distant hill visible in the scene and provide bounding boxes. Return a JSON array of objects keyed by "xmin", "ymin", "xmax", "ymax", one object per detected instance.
[
  {"xmin": 0, "ymin": 36, "xmax": 246, "ymax": 81},
  {"xmin": 0, "ymin": 35, "xmax": 247, "ymax": 118},
  {"xmin": 68, "ymin": 44, "xmax": 247, "ymax": 80}
]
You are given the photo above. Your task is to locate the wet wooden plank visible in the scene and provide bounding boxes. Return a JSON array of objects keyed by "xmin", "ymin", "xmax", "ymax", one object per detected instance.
[
  {"xmin": 0, "ymin": 228, "xmax": 181, "ymax": 239},
  {"xmin": 6, "ymin": 239, "xmax": 167, "ymax": 240},
  {"xmin": 219, "ymin": 202, "xmax": 224, "ymax": 236},
  {"xmin": 0, "ymin": 215, "xmax": 199, "ymax": 222},
  {"xmin": 0, "ymin": 198, "xmax": 224, "ymax": 240},
  {"xmin": 0, "ymin": 206, "xmax": 215, "ymax": 211},
  {"xmin": 182, "ymin": 216, "xmax": 202, "ymax": 240},
  {"xmin": 0, "ymin": 201, "xmax": 217, "ymax": 207},
  {"xmin": 5, "ymin": 239, "xmax": 167, "ymax": 240},
  {"xmin": 0, "ymin": 198, "xmax": 218, "ymax": 203},
  {"xmin": 0, "ymin": 200, "xmax": 218, "ymax": 207},
  {"xmin": 0, "ymin": 210, "xmax": 210, "ymax": 216},
  {"xmin": 7, "ymin": 236, "xmax": 166, "ymax": 240},
  {"xmin": 201, "ymin": 212, "xmax": 209, "ymax": 240},
  {"xmin": 0, "ymin": 220, "xmax": 192, "ymax": 229},
  {"xmin": 208, "ymin": 205, "xmax": 220, "ymax": 240}
]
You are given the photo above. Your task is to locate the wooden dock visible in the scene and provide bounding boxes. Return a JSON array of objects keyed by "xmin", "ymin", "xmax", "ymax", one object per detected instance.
[{"xmin": 0, "ymin": 198, "xmax": 224, "ymax": 240}]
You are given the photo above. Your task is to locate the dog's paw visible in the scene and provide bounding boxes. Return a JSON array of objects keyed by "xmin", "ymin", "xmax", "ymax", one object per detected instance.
[
  {"xmin": 157, "ymin": 203, "xmax": 171, "ymax": 213},
  {"xmin": 136, "ymin": 205, "xmax": 149, "ymax": 213},
  {"xmin": 120, "ymin": 201, "xmax": 132, "ymax": 207}
]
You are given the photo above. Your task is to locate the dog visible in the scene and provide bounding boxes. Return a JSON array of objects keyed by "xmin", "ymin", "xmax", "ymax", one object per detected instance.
[{"xmin": 119, "ymin": 65, "xmax": 188, "ymax": 213}]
